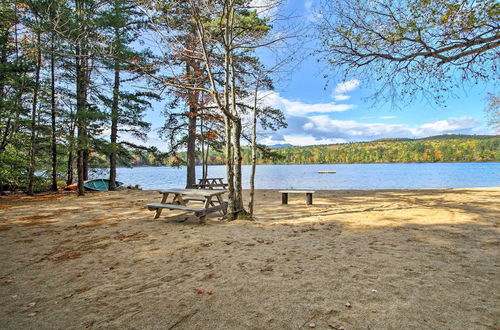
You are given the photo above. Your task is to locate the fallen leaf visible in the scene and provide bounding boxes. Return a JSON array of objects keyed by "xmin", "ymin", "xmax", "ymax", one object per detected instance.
[{"xmin": 26, "ymin": 302, "xmax": 36, "ymax": 308}]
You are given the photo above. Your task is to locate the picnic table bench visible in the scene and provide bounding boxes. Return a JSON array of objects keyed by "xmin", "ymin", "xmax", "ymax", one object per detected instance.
[
  {"xmin": 279, "ymin": 190, "xmax": 315, "ymax": 205},
  {"xmin": 147, "ymin": 188, "xmax": 227, "ymax": 223},
  {"xmin": 192, "ymin": 177, "xmax": 228, "ymax": 190}
]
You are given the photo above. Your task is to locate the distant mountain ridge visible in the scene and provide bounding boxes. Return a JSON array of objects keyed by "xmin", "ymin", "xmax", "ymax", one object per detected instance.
[
  {"xmin": 126, "ymin": 134, "xmax": 499, "ymax": 166},
  {"xmin": 271, "ymin": 134, "xmax": 498, "ymax": 147},
  {"xmin": 248, "ymin": 134, "xmax": 499, "ymax": 164}
]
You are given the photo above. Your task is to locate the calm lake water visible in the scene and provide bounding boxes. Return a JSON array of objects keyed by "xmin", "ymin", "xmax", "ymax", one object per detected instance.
[{"xmin": 105, "ymin": 163, "xmax": 500, "ymax": 190}]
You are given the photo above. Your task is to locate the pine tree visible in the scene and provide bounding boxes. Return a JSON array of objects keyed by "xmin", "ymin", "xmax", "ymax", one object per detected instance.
[{"xmin": 98, "ymin": 0, "xmax": 158, "ymax": 190}]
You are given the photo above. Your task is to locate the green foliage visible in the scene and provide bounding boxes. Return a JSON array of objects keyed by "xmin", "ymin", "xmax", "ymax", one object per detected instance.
[
  {"xmin": 256, "ymin": 136, "xmax": 500, "ymax": 164},
  {"xmin": 129, "ymin": 135, "xmax": 499, "ymax": 166},
  {"xmin": 178, "ymin": 136, "xmax": 499, "ymax": 165}
]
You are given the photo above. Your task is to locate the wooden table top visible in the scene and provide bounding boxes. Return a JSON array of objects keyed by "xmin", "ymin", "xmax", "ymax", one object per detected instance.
[{"xmin": 158, "ymin": 188, "xmax": 227, "ymax": 197}]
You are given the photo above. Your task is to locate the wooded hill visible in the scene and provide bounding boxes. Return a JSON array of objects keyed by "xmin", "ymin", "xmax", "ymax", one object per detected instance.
[
  {"xmin": 130, "ymin": 135, "xmax": 499, "ymax": 166},
  {"xmin": 256, "ymin": 135, "xmax": 500, "ymax": 164}
]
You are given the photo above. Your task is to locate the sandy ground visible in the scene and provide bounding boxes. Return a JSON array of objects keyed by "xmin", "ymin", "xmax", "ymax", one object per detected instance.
[{"xmin": 0, "ymin": 188, "xmax": 499, "ymax": 329}]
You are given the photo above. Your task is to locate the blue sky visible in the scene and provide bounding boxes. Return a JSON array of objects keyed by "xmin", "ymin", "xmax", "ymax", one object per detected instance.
[{"xmin": 140, "ymin": 0, "xmax": 497, "ymax": 149}]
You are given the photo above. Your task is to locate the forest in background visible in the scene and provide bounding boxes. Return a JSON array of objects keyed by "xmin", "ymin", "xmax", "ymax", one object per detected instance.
[{"xmin": 125, "ymin": 135, "xmax": 499, "ymax": 166}]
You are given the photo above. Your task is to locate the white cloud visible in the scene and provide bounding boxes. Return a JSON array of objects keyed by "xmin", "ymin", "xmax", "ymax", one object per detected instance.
[
  {"xmin": 334, "ymin": 79, "xmax": 361, "ymax": 94},
  {"xmin": 261, "ymin": 135, "xmax": 347, "ymax": 146},
  {"xmin": 413, "ymin": 117, "xmax": 481, "ymax": 137},
  {"xmin": 254, "ymin": 91, "xmax": 485, "ymax": 146},
  {"xmin": 332, "ymin": 79, "xmax": 361, "ymax": 102},
  {"xmin": 333, "ymin": 94, "xmax": 351, "ymax": 101},
  {"xmin": 260, "ymin": 91, "xmax": 356, "ymax": 116},
  {"xmin": 301, "ymin": 115, "xmax": 483, "ymax": 140}
]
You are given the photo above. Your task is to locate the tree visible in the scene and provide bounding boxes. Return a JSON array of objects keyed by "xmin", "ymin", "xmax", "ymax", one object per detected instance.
[
  {"xmin": 51, "ymin": 0, "xmax": 105, "ymax": 196},
  {"xmin": 26, "ymin": 7, "xmax": 42, "ymax": 196},
  {"xmin": 317, "ymin": 0, "xmax": 499, "ymax": 105},
  {"xmin": 186, "ymin": 0, "xmax": 278, "ymax": 218},
  {"xmin": 99, "ymin": 0, "xmax": 157, "ymax": 190},
  {"xmin": 155, "ymin": 0, "xmax": 212, "ymax": 188},
  {"xmin": 0, "ymin": 1, "xmax": 32, "ymax": 193},
  {"xmin": 247, "ymin": 67, "xmax": 287, "ymax": 217}
]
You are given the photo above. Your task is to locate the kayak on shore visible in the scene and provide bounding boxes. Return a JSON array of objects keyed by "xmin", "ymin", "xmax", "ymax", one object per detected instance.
[{"xmin": 66, "ymin": 179, "xmax": 124, "ymax": 191}]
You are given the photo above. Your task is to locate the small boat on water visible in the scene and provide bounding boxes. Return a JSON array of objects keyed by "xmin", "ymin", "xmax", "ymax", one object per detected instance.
[
  {"xmin": 318, "ymin": 171, "xmax": 336, "ymax": 174},
  {"xmin": 66, "ymin": 179, "xmax": 124, "ymax": 191}
]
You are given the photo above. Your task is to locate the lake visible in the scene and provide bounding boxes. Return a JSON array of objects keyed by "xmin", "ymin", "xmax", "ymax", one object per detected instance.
[{"xmin": 105, "ymin": 163, "xmax": 500, "ymax": 190}]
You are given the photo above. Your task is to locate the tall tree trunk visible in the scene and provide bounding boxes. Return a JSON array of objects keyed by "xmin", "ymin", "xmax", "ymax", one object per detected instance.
[
  {"xmin": 66, "ymin": 150, "xmax": 73, "ymax": 185},
  {"xmin": 231, "ymin": 118, "xmax": 244, "ymax": 214},
  {"xmin": 76, "ymin": 42, "xmax": 86, "ymax": 196},
  {"xmin": 75, "ymin": 0, "xmax": 91, "ymax": 196},
  {"xmin": 223, "ymin": 41, "xmax": 235, "ymax": 218},
  {"xmin": 200, "ymin": 118, "xmax": 206, "ymax": 179},
  {"xmin": 249, "ymin": 83, "xmax": 259, "ymax": 217},
  {"xmin": 50, "ymin": 33, "xmax": 58, "ymax": 191},
  {"xmin": 222, "ymin": 5, "xmax": 237, "ymax": 219},
  {"xmin": 27, "ymin": 31, "xmax": 42, "ymax": 196},
  {"xmin": 185, "ymin": 62, "xmax": 197, "ymax": 188},
  {"xmin": 204, "ymin": 143, "xmax": 209, "ymax": 179},
  {"xmin": 66, "ymin": 114, "xmax": 76, "ymax": 186},
  {"xmin": 229, "ymin": 44, "xmax": 245, "ymax": 216},
  {"xmin": 186, "ymin": 110, "xmax": 197, "ymax": 188},
  {"xmin": 83, "ymin": 149, "xmax": 89, "ymax": 181},
  {"xmin": 224, "ymin": 115, "xmax": 234, "ymax": 218},
  {"xmin": 109, "ymin": 55, "xmax": 120, "ymax": 190}
]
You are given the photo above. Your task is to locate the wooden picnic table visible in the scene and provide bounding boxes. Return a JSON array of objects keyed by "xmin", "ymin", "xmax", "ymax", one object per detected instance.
[
  {"xmin": 192, "ymin": 177, "xmax": 228, "ymax": 190},
  {"xmin": 147, "ymin": 188, "xmax": 227, "ymax": 223}
]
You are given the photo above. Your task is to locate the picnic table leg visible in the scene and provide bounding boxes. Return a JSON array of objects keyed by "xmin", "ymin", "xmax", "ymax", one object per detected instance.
[
  {"xmin": 203, "ymin": 196, "xmax": 212, "ymax": 208},
  {"xmin": 175, "ymin": 194, "xmax": 187, "ymax": 206},
  {"xmin": 154, "ymin": 193, "xmax": 169, "ymax": 219},
  {"xmin": 216, "ymin": 194, "xmax": 227, "ymax": 215},
  {"xmin": 282, "ymin": 192, "xmax": 288, "ymax": 205},
  {"xmin": 306, "ymin": 193, "xmax": 313, "ymax": 205}
]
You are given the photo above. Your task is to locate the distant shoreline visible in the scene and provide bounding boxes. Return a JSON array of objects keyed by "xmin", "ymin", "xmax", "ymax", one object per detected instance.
[{"xmin": 110, "ymin": 160, "xmax": 499, "ymax": 169}]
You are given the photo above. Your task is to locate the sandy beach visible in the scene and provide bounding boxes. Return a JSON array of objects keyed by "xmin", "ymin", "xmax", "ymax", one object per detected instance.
[{"xmin": 0, "ymin": 188, "xmax": 499, "ymax": 329}]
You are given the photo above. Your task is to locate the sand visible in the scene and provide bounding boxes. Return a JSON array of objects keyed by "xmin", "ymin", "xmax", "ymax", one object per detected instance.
[{"xmin": 0, "ymin": 188, "xmax": 499, "ymax": 329}]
